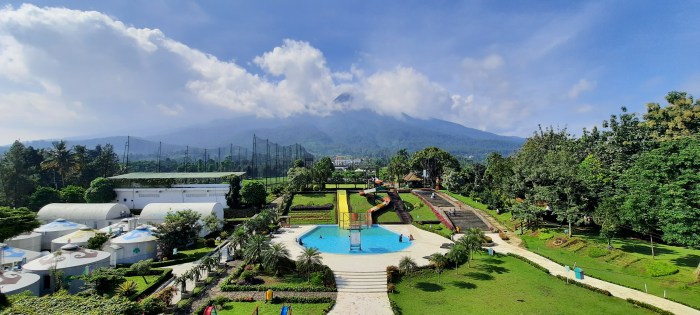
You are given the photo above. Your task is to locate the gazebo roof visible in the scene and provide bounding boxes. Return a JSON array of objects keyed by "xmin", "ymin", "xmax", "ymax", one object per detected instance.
[{"xmin": 403, "ymin": 172, "xmax": 423, "ymax": 182}]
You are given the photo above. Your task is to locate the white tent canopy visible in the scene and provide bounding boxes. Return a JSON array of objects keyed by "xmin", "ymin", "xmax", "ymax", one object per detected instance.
[
  {"xmin": 38, "ymin": 203, "xmax": 130, "ymax": 229},
  {"xmin": 139, "ymin": 203, "xmax": 224, "ymax": 237}
]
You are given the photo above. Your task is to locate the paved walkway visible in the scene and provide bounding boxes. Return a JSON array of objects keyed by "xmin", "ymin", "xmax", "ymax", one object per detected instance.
[
  {"xmin": 272, "ymin": 224, "xmax": 451, "ymax": 315},
  {"xmin": 478, "ymin": 233, "xmax": 700, "ymax": 315}
]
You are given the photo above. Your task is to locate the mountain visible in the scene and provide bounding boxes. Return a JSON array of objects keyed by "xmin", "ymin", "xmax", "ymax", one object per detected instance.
[{"xmin": 0, "ymin": 111, "xmax": 524, "ymax": 159}]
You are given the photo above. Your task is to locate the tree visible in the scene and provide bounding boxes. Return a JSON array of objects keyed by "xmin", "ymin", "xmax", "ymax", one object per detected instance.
[
  {"xmin": 154, "ymin": 210, "xmax": 202, "ymax": 259},
  {"xmin": 241, "ymin": 181, "xmax": 266, "ymax": 208},
  {"xmin": 60, "ymin": 185, "xmax": 86, "ymax": 203},
  {"xmin": 28, "ymin": 186, "xmax": 61, "ymax": 211},
  {"xmin": 225, "ymin": 175, "xmax": 242, "ymax": 209},
  {"xmin": 90, "ymin": 144, "xmax": 121, "ymax": 178},
  {"xmin": 287, "ymin": 167, "xmax": 312, "ymax": 192},
  {"xmin": 619, "ymin": 137, "xmax": 700, "ymax": 250},
  {"xmin": 644, "ymin": 91, "xmax": 700, "ymax": 139},
  {"xmin": 296, "ymin": 247, "xmax": 323, "ymax": 282},
  {"xmin": 428, "ymin": 253, "xmax": 448, "ymax": 284},
  {"xmin": 117, "ymin": 280, "xmax": 138, "ymax": 297},
  {"xmin": 40, "ymin": 140, "xmax": 75, "ymax": 189},
  {"xmin": 0, "ymin": 141, "xmax": 36, "ymax": 208},
  {"xmin": 262, "ymin": 243, "xmax": 290, "ymax": 275},
  {"xmin": 387, "ymin": 149, "xmax": 411, "ymax": 185},
  {"xmin": 230, "ymin": 226, "xmax": 247, "ymax": 252},
  {"xmin": 87, "ymin": 233, "xmax": 110, "ymax": 250},
  {"xmin": 446, "ymin": 243, "xmax": 469, "ymax": 267},
  {"xmin": 410, "ymin": 147, "xmax": 459, "ymax": 187},
  {"xmin": 77, "ymin": 267, "xmax": 126, "ymax": 295},
  {"xmin": 398, "ymin": 256, "xmax": 418, "ymax": 275},
  {"xmin": 593, "ymin": 197, "xmax": 621, "ymax": 248},
  {"xmin": 243, "ymin": 234, "xmax": 270, "ymax": 264},
  {"xmin": 203, "ymin": 214, "xmax": 223, "ymax": 235},
  {"xmin": 312, "ymin": 157, "xmax": 334, "ymax": 188},
  {"xmin": 0, "ymin": 207, "xmax": 41, "ymax": 242},
  {"xmin": 84, "ymin": 177, "xmax": 116, "ymax": 203},
  {"xmin": 458, "ymin": 228, "xmax": 485, "ymax": 266},
  {"xmin": 293, "ymin": 159, "xmax": 304, "ymax": 168},
  {"xmin": 129, "ymin": 259, "xmax": 153, "ymax": 284}
]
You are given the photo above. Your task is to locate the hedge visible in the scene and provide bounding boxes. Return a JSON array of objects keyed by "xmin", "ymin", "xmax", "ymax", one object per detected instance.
[
  {"xmin": 131, "ymin": 268, "xmax": 173, "ymax": 301},
  {"xmin": 626, "ymin": 299, "xmax": 674, "ymax": 315},
  {"xmin": 152, "ymin": 256, "xmax": 199, "ymax": 268},
  {"xmin": 506, "ymin": 253, "xmax": 550, "ymax": 274},
  {"xmin": 291, "ymin": 204, "xmax": 334, "ymax": 211},
  {"xmin": 220, "ymin": 284, "xmax": 336, "ymax": 292}
]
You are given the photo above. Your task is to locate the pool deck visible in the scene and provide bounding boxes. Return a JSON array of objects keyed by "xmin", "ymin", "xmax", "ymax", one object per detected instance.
[{"xmin": 271, "ymin": 224, "xmax": 451, "ymax": 315}]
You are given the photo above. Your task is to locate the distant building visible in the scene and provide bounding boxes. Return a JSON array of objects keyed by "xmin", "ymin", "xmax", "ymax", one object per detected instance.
[{"xmin": 109, "ymin": 172, "xmax": 245, "ymax": 210}]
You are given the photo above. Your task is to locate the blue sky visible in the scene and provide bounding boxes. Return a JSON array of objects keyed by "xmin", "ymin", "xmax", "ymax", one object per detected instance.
[{"xmin": 0, "ymin": 1, "xmax": 698, "ymax": 144}]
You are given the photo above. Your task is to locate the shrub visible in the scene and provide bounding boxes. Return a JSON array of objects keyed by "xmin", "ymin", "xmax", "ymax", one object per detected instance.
[
  {"xmin": 626, "ymin": 299, "xmax": 674, "ymax": 315},
  {"xmin": 309, "ymin": 272, "xmax": 324, "ymax": 286},
  {"xmin": 220, "ymin": 231, "xmax": 230, "ymax": 239},
  {"xmin": 386, "ymin": 265, "xmax": 400, "ymax": 283},
  {"xmin": 645, "ymin": 260, "xmax": 679, "ymax": 277},
  {"xmin": 239, "ymin": 270, "xmax": 256, "ymax": 283},
  {"xmin": 537, "ymin": 231, "xmax": 554, "ymax": 240},
  {"xmin": 587, "ymin": 246, "xmax": 610, "ymax": 258},
  {"xmin": 694, "ymin": 262, "xmax": 700, "ymax": 282},
  {"xmin": 499, "ymin": 230, "xmax": 509, "ymax": 240},
  {"xmin": 205, "ymin": 238, "xmax": 216, "ymax": 248},
  {"xmin": 483, "ymin": 236, "xmax": 493, "ymax": 243},
  {"xmin": 387, "ymin": 283, "xmax": 396, "ymax": 293}
]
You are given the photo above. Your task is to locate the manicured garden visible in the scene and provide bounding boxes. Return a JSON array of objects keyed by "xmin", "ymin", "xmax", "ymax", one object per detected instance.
[
  {"xmin": 324, "ymin": 183, "xmax": 368, "ymax": 189},
  {"xmin": 289, "ymin": 193, "xmax": 337, "ymax": 224},
  {"xmin": 521, "ymin": 231, "xmax": 700, "ymax": 309},
  {"xmin": 400, "ymin": 193, "xmax": 438, "ymax": 221},
  {"xmin": 389, "ymin": 253, "xmax": 656, "ymax": 315},
  {"xmin": 217, "ymin": 301, "xmax": 332, "ymax": 315},
  {"xmin": 443, "ymin": 191, "xmax": 515, "ymax": 230}
]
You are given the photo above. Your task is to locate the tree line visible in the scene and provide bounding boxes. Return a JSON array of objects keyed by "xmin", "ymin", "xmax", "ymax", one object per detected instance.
[
  {"xmin": 0, "ymin": 140, "xmax": 121, "ymax": 209},
  {"xmin": 391, "ymin": 91, "xmax": 700, "ymax": 252}
]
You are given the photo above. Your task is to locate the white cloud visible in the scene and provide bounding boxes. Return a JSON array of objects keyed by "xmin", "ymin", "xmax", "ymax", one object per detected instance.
[
  {"xmin": 575, "ymin": 104, "xmax": 594, "ymax": 113},
  {"xmin": 567, "ymin": 79, "xmax": 597, "ymax": 99}
]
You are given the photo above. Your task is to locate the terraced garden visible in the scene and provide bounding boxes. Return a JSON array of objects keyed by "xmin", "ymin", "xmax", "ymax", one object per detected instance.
[{"xmin": 288, "ymin": 193, "xmax": 337, "ymax": 225}]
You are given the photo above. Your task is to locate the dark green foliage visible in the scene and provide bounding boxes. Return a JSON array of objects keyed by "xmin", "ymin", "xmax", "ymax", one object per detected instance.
[
  {"xmin": 4, "ymin": 290, "xmax": 142, "ymax": 315},
  {"xmin": 0, "ymin": 141, "xmax": 36, "ymax": 208},
  {"xmin": 410, "ymin": 147, "xmax": 459, "ymax": 185},
  {"xmin": 76, "ymin": 268, "xmax": 126, "ymax": 295},
  {"xmin": 60, "ymin": 185, "xmax": 86, "ymax": 203},
  {"xmin": 28, "ymin": 186, "xmax": 61, "ymax": 211},
  {"xmin": 153, "ymin": 209, "xmax": 202, "ymax": 259},
  {"xmin": 129, "ymin": 259, "xmax": 153, "ymax": 283},
  {"xmin": 312, "ymin": 157, "xmax": 334, "ymax": 188},
  {"xmin": 220, "ymin": 284, "xmax": 336, "ymax": 292},
  {"xmin": 86, "ymin": 233, "xmax": 109, "ymax": 250},
  {"xmin": 0, "ymin": 292, "xmax": 8, "ymax": 310},
  {"xmin": 84, "ymin": 177, "xmax": 116, "ymax": 203},
  {"xmin": 0, "ymin": 206, "xmax": 41, "ymax": 242},
  {"xmin": 225, "ymin": 175, "xmax": 241, "ymax": 209},
  {"xmin": 241, "ymin": 181, "xmax": 266, "ymax": 207}
]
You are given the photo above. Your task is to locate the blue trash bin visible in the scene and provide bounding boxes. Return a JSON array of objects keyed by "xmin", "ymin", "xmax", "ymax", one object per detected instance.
[{"xmin": 574, "ymin": 267, "xmax": 584, "ymax": 280}]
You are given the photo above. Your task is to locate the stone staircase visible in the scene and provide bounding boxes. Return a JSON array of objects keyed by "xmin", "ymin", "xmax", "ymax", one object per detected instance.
[
  {"xmin": 388, "ymin": 191, "xmax": 412, "ymax": 224},
  {"xmin": 334, "ymin": 270, "xmax": 387, "ymax": 293},
  {"xmin": 447, "ymin": 208, "xmax": 490, "ymax": 231}
]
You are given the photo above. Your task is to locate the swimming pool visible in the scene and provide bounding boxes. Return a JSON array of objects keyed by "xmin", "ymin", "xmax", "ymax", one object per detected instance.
[{"xmin": 299, "ymin": 225, "xmax": 412, "ymax": 254}]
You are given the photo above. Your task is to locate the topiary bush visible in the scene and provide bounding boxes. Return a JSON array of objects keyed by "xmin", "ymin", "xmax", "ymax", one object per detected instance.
[
  {"xmin": 645, "ymin": 260, "xmax": 679, "ymax": 277},
  {"xmin": 587, "ymin": 246, "xmax": 610, "ymax": 258}
]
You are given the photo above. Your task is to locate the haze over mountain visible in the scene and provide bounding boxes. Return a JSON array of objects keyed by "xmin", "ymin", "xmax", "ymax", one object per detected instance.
[{"xmin": 1, "ymin": 111, "xmax": 523, "ymax": 160}]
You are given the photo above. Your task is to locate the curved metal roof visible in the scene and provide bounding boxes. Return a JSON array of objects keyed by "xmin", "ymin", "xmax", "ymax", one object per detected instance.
[{"xmin": 38, "ymin": 203, "xmax": 129, "ymax": 221}]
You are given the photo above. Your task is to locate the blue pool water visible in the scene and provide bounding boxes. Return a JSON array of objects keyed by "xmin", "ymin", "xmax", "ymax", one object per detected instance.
[{"xmin": 300, "ymin": 225, "xmax": 412, "ymax": 254}]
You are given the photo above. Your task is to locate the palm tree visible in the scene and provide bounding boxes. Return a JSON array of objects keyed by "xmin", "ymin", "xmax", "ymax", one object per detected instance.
[
  {"xmin": 262, "ymin": 243, "xmax": 290, "ymax": 276},
  {"xmin": 117, "ymin": 280, "xmax": 138, "ymax": 297},
  {"xmin": 446, "ymin": 243, "xmax": 469, "ymax": 267},
  {"xmin": 41, "ymin": 141, "xmax": 75, "ymax": 188},
  {"xmin": 243, "ymin": 234, "xmax": 270, "ymax": 264},
  {"xmin": 173, "ymin": 275, "xmax": 187, "ymax": 294},
  {"xmin": 296, "ymin": 247, "xmax": 323, "ymax": 282},
  {"xmin": 458, "ymin": 228, "xmax": 485, "ymax": 266},
  {"xmin": 230, "ymin": 227, "xmax": 247, "ymax": 251},
  {"xmin": 398, "ymin": 256, "xmax": 418, "ymax": 275},
  {"xmin": 428, "ymin": 253, "xmax": 448, "ymax": 284}
]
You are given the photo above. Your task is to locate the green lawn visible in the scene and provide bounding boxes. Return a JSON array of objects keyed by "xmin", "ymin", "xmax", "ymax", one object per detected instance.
[
  {"xmin": 217, "ymin": 302, "xmax": 331, "ymax": 315},
  {"xmin": 291, "ymin": 193, "xmax": 336, "ymax": 208},
  {"xmin": 375, "ymin": 208, "xmax": 402, "ymax": 223},
  {"xmin": 400, "ymin": 193, "xmax": 438, "ymax": 221},
  {"xmin": 125, "ymin": 274, "xmax": 161, "ymax": 292},
  {"xmin": 348, "ymin": 192, "xmax": 401, "ymax": 223},
  {"xmin": 290, "ymin": 210, "xmax": 336, "ymax": 225},
  {"xmin": 348, "ymin": 193, "xmax": 377, "ymax": 212},
  {"xmin": 175, "ymin": 240, "xmax": 216, "ymax": 259},
  {"xmin": 521, "ymin": 232, "xmax": 700, "ymax": 309},
  {"xmin": 443, "ymin": 191, "xmax": 516, "ymax": 230},
  {"xmin": 390, "ymin": 254, "xmax": 655, "ymax": 315}
]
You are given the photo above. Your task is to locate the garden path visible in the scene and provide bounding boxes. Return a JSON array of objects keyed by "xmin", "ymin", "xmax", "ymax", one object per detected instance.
[{"xmin": 472, "ymin": 233, "xmax": 700, "ymax": 315}]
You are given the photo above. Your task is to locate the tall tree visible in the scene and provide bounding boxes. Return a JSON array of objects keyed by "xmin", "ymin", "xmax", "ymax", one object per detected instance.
[
  {"xmin": 241, "ymin": 181, "xmax": 266, "ymax": 208},
  {"xmin": 225, "ymin": 175, "xmax": 242, "ymax": 209},
  {"xmin": 0, "ymin": 207, "xmax": 41, "ymax": 242},
  {"xmin": 84, "ymin": 177, "xmax": 116, "ymax": 203},
  {"xmin": 410, "ymin": 147, "xmax": 459, "ymax": 187},
  {"xmin": 154, "ymin": 210, "xmax": 202, "ymax": 259},
  {"xmin": 296, "ymin": 247, "xmax": 323, "ymax": 282},
  {"xmin": 387, "ymin": 149, "xmax": 411, "ymax": 185},
  {"xmin": 644, "ymin": 91, "xmax": 700, "ymax": 140},
  {"xmin": 0, "ymin": 141, "xmax": 36, "ymax": 208},
  {"xmin": 312, "ymin": 157, "xmax": 334, "ymax": 188},
  {"xmin": 40, "ymin": 140, "xmax": 75, "ymax": 189}
]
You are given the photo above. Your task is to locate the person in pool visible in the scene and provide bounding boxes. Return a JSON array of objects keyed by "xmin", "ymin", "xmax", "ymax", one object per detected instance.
[
  {"xmin": 319, "ymin": 235, "xmax": 323, "ymax": 239},
  {"xmin": 399, "ymin": 234, "xmax": 403, "ymax": 242}
]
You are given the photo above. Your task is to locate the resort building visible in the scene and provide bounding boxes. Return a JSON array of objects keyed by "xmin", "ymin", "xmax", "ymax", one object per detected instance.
[
  {"xmin": 0, "ymin": 243, "xmax": 41, "ymax": 270},
  {"xmin": 106, "ymin": 225, "xmax": 158, "ymax": 265},
  {"xmin": 3, "ymin": 232, "xmax": 42, "ymax": 252},
  {"xmin": 109, "ymin": 172, "xmax": 244, "ymax": 210},
  {"xmin": 0, "ymin": 270, "xmax": 41, "ymax": 296},
  {"xmin": 37, "ymin": 203, "xmax": 131, "ymax": 229},
  {"xmin": 22, "ymin": 243, "xmax": 110, "ymax": 295},
  {"xmin": 34, "ymin": 219, "xmax": 87, "ymax": 251},
  {"xmin": 50, "ymin": 227, "xmax": 100, "ymax": 251},
  {"xmin": 139, "ymin": 202, "xmax": 224, "ymax": 237}
]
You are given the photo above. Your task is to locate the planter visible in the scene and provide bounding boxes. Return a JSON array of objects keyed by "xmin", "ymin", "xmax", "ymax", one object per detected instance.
[
  {"xmin": 195, "ymin": 281, "xmax": 206, "ymax": 287},
  {"xmin": 181, "ymin": 292, "xmax": 191, "ymax": 299},
  {"xmin": 482, "ymin": 242, "xmax": 495, "ymax": 247}
]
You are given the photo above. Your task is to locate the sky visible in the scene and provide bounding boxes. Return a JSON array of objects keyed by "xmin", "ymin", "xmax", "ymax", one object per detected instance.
[{"xmin": 0, "ymin": 1, "xmax": 699, "ymax": 145}]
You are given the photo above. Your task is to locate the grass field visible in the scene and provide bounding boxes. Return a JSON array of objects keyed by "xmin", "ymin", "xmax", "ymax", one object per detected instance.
[
  {"xmin": 324, "ymin": 183, "xmax": 368, "ymax": 189},
  {"xmin": 390, "ymin": 254, "xmax": 655, "ymax": 315},
  {"xmin": 348, "ymin": 193, "xmax": 376, "ymax": 212},
  {"xmin": 125, "ymin": 274, "xmax": 161, "ymax": 292},
  {"xmin": 218, "ymin": 302, "xmax": 331, "ymax": 315},
  {"xmin": 347, "ymin": 192, "xmax": 402, "ymax": 223},
  {"xmin": 400, "ymin": 193, "xmax": 438, "ymax": 221},
  {"xmin": 291, "ymin": 193, "xmax": 336, "ymax": 208},
  {"xmin": 522, "ymin": 232, "xmax": 700, "ymax": 309}
]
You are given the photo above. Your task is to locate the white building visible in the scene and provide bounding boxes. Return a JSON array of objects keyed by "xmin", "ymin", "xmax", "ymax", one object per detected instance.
[
  {"xmin": 139, "ymin": 202, "xmax": 224, "ymax": 237},
  {"xmin": 109, "ymin": 172, "xmax": 244, "ymax": 210},
  {"xmin": 0, "ymin": 270, "xmax": 41, "ymax": 296},
  {"xmin": 0, "ymin": 243, "xmax": 41, "ymax": 270},
  {"xmin": 22, "ymin": 243, "xmax": 110, "ymax": 295},
  {"xmin": 4, "ymin": 232, "xmax": 42, "ymax": 252},
  {"xmin": 50, "ymin": 227, "xmax": 100, "ymax": 251},
  {"xmin": 34, "ymin": 219, "xmax": 87, "ymax": 251},
  {"xmin": 37, "ymin": 203, "xmax": 131, "ymax": 229},
  {"xmin": 106, "ymin": 225, "xmax": 158, "ymax": 265},
  {"xmin": 99, "ymin": 218, "xmax": 138, "ymax": 237}
]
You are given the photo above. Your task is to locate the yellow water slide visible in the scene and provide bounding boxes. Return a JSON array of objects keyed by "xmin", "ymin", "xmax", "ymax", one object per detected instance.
[{"xmin": 337, "ymin": 190, "xmax": 350, "ymax": 229}]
